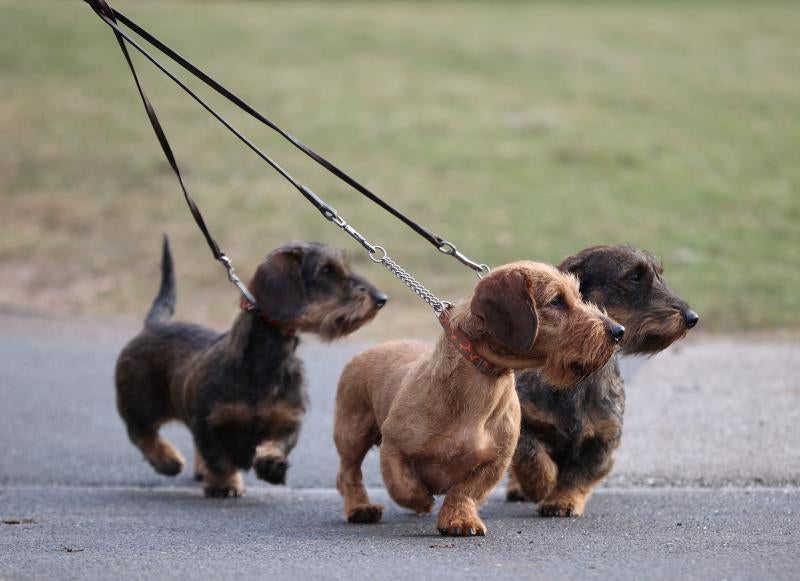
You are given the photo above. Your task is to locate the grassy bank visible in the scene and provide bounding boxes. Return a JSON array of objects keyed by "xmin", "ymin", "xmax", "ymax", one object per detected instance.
[{"xmin": 1, "ymin": 1, "xmax": 798, "ymax": 337}]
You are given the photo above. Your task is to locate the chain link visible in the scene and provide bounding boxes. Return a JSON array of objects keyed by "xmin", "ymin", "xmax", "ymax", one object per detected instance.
[
  {"xmin": 323, "ymin": 209, "xmax": 448, "ymax": 314},
  {"xmin": 225, "ymin": 205, "xmax": 459, "ymax": 315},
  {"xmin": 377, "ymin": 253, "xmax": 448, "ymax": 313}
]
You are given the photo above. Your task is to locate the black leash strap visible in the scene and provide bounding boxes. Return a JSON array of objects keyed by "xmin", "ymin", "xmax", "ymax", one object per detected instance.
[
  {"xmin": 83, "ymin": 0, "xmax": 488, "ymax": 275},
  {"xmin": 87, "ymin": 0, "xmax": 257, "ymax": 303}
]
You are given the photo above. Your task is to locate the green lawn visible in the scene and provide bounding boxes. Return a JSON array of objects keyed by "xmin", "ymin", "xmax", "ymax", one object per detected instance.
[{"xmin": 1, "ymin": 1, "xmax": 798, "ymax": 336}]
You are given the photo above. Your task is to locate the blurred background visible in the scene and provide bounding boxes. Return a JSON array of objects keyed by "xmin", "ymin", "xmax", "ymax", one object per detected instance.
[{"xmin": 1, "ymin": 0, "xmax": 798, "ymax": 338}]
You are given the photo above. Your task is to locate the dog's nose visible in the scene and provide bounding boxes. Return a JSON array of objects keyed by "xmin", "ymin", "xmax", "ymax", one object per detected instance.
[
  {"xmin": 683, "ymin": 309, "xmax": 699, "ymax": 329},
  {"xmin": 609, "ymin": 323, "xmax": 625, "ymax": 343},
  {"xmin": 372, "ymin": 292, "xmax": 388, "ymax": 309}
]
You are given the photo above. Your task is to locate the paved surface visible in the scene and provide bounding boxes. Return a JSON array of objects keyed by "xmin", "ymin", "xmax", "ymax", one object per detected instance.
[{"xmin": 1, "ymin": 311, "xmax": 799, "ymax": 580}]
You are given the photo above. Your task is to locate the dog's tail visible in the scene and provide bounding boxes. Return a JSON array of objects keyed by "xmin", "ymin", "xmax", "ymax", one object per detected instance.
[{"xmin": 145, "ymin": 234, "xmax": 177, "ymax": 327}]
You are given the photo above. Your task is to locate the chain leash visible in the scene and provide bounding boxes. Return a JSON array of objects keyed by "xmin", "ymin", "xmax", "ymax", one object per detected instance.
[{"xmin": 321, "ymin": 207, "xmax": 470, "ymax": 315}]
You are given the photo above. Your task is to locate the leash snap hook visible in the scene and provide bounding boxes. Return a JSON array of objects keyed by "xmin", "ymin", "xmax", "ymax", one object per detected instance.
[
  {"xmin": 437, "ymin": 240, "xmax": 457, "ymax": 256},
  {"xmin": 440, "ymin": 240, "xmax": 491, "ymax": 277},
  {"xmin": 218, "ymin": 253, "xmax": 234, "ymax": 273},
  {"xmin": 219, "ymin": 253, "xmax": 257, "ymax": 304}
]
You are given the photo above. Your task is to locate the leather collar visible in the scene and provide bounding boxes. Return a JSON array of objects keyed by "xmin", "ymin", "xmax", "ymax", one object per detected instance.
[
  {"xmin": 240, "ymin": 297, "xmax": 296, "ymax": 336},
  {"xmin": 438, "ymin": 306, "xmax": 508, "ymax": 377}
]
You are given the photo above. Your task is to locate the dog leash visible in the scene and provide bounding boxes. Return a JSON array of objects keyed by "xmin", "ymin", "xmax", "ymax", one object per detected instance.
[{"xmin": 83, "ymin": 0, "xmax": 489, "ymax": 316}]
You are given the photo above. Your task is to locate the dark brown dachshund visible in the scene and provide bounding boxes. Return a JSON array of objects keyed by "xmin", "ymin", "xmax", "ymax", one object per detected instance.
[
  {"xmin": 508, "ymin": 245, "xmax": 698, "ymax": 516},
  {"xmin": 116, "ymin": 237, "xmax": 387, "ymax": 497}
]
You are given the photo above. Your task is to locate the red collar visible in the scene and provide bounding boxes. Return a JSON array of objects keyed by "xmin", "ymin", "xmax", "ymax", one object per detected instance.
[
  {"xmin": 240, "ymin": 297, "xmax": 296, "ymax": 335},
  {"xmin": 438, "ymin": 307, "xmax": 508, "ymax": 377}
]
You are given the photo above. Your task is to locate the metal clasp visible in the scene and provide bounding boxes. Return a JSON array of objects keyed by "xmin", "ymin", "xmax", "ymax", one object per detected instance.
[
  {"xmin": 438, "ymin": 240, "xmax": 490, "ymax": 277},
  {"xmin": 218, "ymin": 253, "xmax": 257, "ymax": 304}
]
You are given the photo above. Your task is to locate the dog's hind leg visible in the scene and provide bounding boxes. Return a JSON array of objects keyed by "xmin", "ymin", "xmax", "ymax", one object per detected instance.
[
  {"xmin": 133, "ymin": 432, "xmax": 186, "ymax": 476},
  {"xmin": 116, "ymin": 345, "xmax": 185, "ymax": 476},
  {"xmin": 116, "ymin": 381, "xmax": 184, "ymax": 476},
  {"xmin": 380, "ymin": 444, "xmax": 434, "ymax": 517},
  {"xmin": 505, "ymin": 469, "xmax": 526, "ymax": 502},
  {"xmin": 193, "ymin": 446, "xmax": 207, "ymax": 481}
]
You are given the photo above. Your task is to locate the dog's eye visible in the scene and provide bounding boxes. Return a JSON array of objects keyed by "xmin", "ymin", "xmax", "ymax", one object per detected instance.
[
  {"xmin": 549, "ymin": 296, "xmax": 564, "ymax": 308},
  {"xmin": 320, "ymin": 264, "xmax": 336, "ymax": 276},
  {"xmin": 629, "ymin": 271, "xmax": 642, "ymax": 283}
]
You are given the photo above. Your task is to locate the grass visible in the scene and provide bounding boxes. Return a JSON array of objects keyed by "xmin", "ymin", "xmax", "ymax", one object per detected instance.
[{"xmin": 1, "ymin": 1, "xmax": 798, "ymax": 337}]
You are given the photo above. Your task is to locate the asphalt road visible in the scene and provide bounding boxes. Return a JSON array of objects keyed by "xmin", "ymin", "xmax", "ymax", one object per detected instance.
[{"xmin": 1, "ymin": 311, "xmax": 799, "ymax": 580}]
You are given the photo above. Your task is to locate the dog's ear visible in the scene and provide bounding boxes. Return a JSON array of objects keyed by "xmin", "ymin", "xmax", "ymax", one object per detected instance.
[
  {"xmin": 558, "ymin": 247, "xmax": 596, "ymax": 296},
  {"xmin": 249, "ymin": 245, "xmax": 306, "ymax": 321},
  {"xmin": 558, "ymin": 250, "xmax": 588, "ymax": 278},
  {"xmin": 470, "ymin": 270, "xmax": 538, "ymax": 352}
]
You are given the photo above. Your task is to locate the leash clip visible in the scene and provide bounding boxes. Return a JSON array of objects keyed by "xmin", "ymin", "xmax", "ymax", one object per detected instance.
[
  {"xmin": 437, "ymin": 240, "xmax": 491, "ymax": 278},
  {"xmin": 320, "ymin": 205, "xmax": 345, "ymax": 227},
  {"xmin": 219, "ymin": 253, "xmax": 257, "ymax": 305}
]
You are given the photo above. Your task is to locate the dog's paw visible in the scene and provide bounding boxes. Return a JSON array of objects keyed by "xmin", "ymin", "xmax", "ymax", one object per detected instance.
[
  {"xmin": 254, "ymin": 457, "xmax": 289, "ymax": 485},
  {"xmin": 437, "ymin": 516, "xmax": 487, "ymax": 537},
  {"xmin": 149, "ymin": 456, "xmax": 184, "ymax": 477},
  {"xmin": 203, "ymin": 485, "xmax": 244, "ymax": 499},
  {"xmin": 505, "ymin": 488, "xmax": 527, "ymax": 503},
  {"xmin": 347, "ymin": 503, "xmax": 384, "ymax": 524},
  {"xmin": 538, "ymin": 502, "xmax": 581, "ymax": 517}
]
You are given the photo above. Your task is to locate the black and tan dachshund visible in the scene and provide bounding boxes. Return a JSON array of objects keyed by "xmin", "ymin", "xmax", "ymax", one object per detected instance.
[
  {"xmin": 115, "ymin": 237, "xmax": 387, "ymax": 497},
  {"xmin": 508, "ymin": 245, "xmax": 698, "ymax": 516}
]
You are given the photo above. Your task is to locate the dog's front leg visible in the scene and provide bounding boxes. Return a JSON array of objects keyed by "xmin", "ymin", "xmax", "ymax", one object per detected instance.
[
  {"xmin": 538, "ymin": 438, "xmax": 613, "ymax": 517},
  {"xmin": 538, "ymin": 481, "xmax": 599, "ymax": 517},
  {"xmin": 252, "ymin": 403, "xmax": 304, "ymax": 485},
  {"xmin": 194, "ymin": 431, "xmax": 244, "ymax": 498},
  {"xmin": 203, "ymin": 464, "xmax": 244, "ymax": 498},
  {"xmin": 510, "ymin": 439, "xmax": 558, "ymax": 504},
  {"xmin": 253, "ymin": 432, "xmax": 298, "ymax": 485},
  {"xmin": 437, "ymin": 459, "xmax": 507, "ymax": 537},
  {"xmin": 380, "ymin": 444, "xmax": 434, "ymax": 516}
]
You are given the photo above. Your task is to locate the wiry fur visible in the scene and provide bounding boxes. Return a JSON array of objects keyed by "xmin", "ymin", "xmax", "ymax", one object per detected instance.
[
  {"xmin": 333, "ymin": 261, "xmax": 620, "ymax": 537},
  {"xmin": 115, "ymin": 237, "xmax": 386, "ymax": 497},
  {"xmin": 508, "ymin": 245, "xmax": 698, "ymax": 516}
]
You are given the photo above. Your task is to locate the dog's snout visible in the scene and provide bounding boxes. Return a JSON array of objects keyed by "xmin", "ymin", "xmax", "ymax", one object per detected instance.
[
  {"xmin": 372, "ymin": 292, "xmax": 388, "ymax": 309},
  {"xmin": 683, "ymin": 309, "xmax": 699, "ymax": 329},
  {"xmin": 609, "ymin": 323, "xmax": 625, "ymax": 343}
]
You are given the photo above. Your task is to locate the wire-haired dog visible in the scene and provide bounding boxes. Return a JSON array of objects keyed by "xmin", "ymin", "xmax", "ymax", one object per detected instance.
[
  {"xmin": 507, "ymin": 245, "xmax": 698, "ymax": 516},
  {"xmin": 334, "ymin": 261, "xmax": 623, "ymax": 536},
  {"xmin": 115, "ymin": 237, "xmax": 387, "ymax": 497}
]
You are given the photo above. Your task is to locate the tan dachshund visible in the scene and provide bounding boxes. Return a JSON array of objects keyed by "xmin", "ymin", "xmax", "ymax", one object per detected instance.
[{"xmin": 333, "ymin": 261, "xmax": 623, "ymax": 536}]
